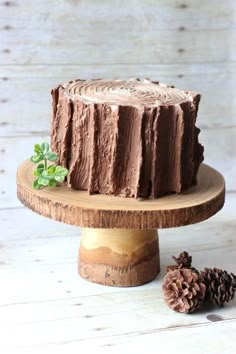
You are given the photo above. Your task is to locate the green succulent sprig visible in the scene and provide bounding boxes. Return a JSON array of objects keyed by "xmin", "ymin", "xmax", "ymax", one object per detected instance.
[{"xmin": 30, "ymin": 142, "xmax": 68, "ymax": 190}]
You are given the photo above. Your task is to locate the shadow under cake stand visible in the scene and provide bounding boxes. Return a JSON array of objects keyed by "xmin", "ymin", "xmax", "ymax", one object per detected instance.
[{"xmin": 17, "ymin": 161, "xmax": 225, "ymax": 287}]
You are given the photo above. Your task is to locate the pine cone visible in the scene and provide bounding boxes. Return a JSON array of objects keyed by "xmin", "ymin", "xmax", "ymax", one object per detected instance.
[
  {"xmin": 163, "ymin": 268, "xmax": 206, "ymax": 313},
  {"xmin": 166, "ymin": 251, "xmax": 194, "ymax": 272},
  {"xmin": 172, "ymin": 251, "xmax": 192, "ymax": 269},
  {"xmin": 202, "ymin": 268, "xmax": 236, "ymax": 307}
]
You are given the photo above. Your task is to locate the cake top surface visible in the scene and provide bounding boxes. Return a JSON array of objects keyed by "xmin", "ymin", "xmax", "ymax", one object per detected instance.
[{"xmin": 62, "ymin": 78, "xmax": 198, "ymax": 107}]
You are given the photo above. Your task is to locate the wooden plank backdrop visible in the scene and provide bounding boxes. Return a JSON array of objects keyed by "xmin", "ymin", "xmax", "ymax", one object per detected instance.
[{"xmin": 0, "ymin": 0, "xmax": 236, "ymax": 208}]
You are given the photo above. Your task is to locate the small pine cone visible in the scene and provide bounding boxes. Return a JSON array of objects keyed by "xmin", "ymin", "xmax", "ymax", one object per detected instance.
[
  {"xmin": 162, "ymin": 268, "xmax": 206, "ymax": 313},
  {"xmin": 202, "ymin": 268, "xmax": 236, "ymax": 307},
  {"xmin": 166, "ymin": 251, "xmax": 194, "ymax": 273},
  {"xmin": 172, "ymin": 251, "xmax": 192, "ymax": 269}
]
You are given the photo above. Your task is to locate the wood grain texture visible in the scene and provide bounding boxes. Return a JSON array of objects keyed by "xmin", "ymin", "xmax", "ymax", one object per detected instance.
[
  {"xmin": 79, "ymin": 229, "xmax": 160, "ymax": 286},
  {"xmin": 0, "ymin": 194, "xmax": 235, "ymax": 353},
  {"xmin": 17, "ymin": 160, "xmax": 225, "ymax": 229},
  {"xmin": 1, "ymin": 0, "xmax": 235, "ymax": 31},
  {"xmin": 1, "ymin": 0, "xmax": 235, "ymax": 65}
]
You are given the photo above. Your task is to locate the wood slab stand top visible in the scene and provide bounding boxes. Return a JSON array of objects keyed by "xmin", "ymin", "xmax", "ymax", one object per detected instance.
[
  {"xmin": 17, "ymin": 160, "xmax": 225, "ymax": 229},
  {"xmin": 17, "ymin": 160, "xmax": 225, "ymax": 287}
]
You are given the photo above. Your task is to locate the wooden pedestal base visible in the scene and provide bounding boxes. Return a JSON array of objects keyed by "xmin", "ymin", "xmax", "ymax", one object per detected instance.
[{"xmin": 78, "ymin": 228, "xmax": 160, "ymax": 286}]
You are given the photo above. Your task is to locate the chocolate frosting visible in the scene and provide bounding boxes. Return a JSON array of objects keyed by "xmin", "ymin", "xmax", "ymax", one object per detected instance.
[
  {"xmin": 64, "ymin": 78, "xmax": 195, "ymax": 106},
  {"xmin": 51, "ymin": 78, "xmax": 204, "ymax": 198}
]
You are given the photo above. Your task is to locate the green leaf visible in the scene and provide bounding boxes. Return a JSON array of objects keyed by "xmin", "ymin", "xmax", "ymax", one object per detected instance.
[
  {"xmin": 33, "ymin": 163, "xmax": 45, "ymax": 177},
  {"xmin": 31, "ymin": 154, "xmax": 43, "ymax": 163},
  {"xmin": 36, "ymin": 163, "xmax": 45, "ymax": 175},
  {"xmin": 55, "ymin": 166, "xmax": 68, "ymax": 177},
  {"xmin": 47, "ymin": 165, "xmax": 57, "ymax": 174},
  {"xmin": 42, "ymin": 165, "xmax": 57, "ymax": 179},
  {"xmin": 33, "ymin": 170, "xmax": 39, "ymax": 176},
  {"xmin": 46, "ymin": 152, "xmax": 58, "ymax": 162},
  {"xmin": 48, "ymin": 180, "xmax": 57, "ymax": 188},
  {"xmin": 41, "ymin": 170, "xmax": 54, "ymax": 181},
  {"xmin": 30, "ymin": 142, "xmax": 68, "ymax": 189},
  {"xmin": 38, "ymin": 175, "xmax": 50, "ymax": 186},
  {"xmin": 41, "ymin": 142, "xmax": 49, "ymax": 155},
  {"xmin": 34, "ymin": 144, "xmax": 42, "ymax": 154},
  {"xmin": 54, "ymin": 166, "xmax": 68, "ymax": 183},
  {"xmin": 33, "ymin": 179, "xmax": 41, "ymax": 190},
  {"xmin": 54, "ymin": 175, "xmax": 65, "ymax": 183}
]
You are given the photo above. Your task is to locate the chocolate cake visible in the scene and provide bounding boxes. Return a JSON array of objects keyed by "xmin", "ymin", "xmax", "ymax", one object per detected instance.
[{"xmin": 51, "ymin": 78, "xmax": 204, "ymax": 198}]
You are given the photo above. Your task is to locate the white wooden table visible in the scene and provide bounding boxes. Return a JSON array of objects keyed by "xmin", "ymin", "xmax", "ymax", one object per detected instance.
[{"xmin": 0, "ymin": 193, "xmax": 235, "ymax": 353}]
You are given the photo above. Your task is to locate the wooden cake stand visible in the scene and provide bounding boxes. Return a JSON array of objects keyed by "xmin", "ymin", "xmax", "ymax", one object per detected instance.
[{"xmin": 17, "ymin": 161, "xmax": 225, "ymax": 287}]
